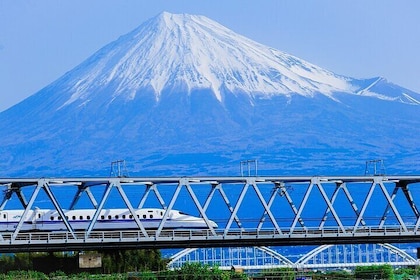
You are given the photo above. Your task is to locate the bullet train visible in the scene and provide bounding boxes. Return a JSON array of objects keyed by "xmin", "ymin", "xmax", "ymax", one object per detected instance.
[{"xmin": 0, "ymin": 208, "xmax": 218, "ymax": 232}]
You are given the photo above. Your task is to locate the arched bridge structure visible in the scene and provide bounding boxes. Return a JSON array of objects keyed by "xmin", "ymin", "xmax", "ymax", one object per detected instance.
[
  {"xmin": 167, "ymin": 244, "xmax": 418, "ymax": 270},
  {"xmin": 0, "ymin": 175, "xmax": 419, "ymax": 252}
]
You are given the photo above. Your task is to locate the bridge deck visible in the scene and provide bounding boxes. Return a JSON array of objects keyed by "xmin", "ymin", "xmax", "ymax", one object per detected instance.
[{"xmin": 1, "ymin": 226, "xmax": 420, "ymax": 253}]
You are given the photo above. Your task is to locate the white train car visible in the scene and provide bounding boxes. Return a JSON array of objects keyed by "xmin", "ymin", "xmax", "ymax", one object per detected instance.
[{"xmin": 0, "ymin": 208, "xmax": 217, "ymax": 231}]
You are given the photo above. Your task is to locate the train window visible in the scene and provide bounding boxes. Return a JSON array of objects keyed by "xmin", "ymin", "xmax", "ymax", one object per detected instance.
[
  {"xmin": 122, "ymin": 215, "xmax": 126, "ymax": 219},
  {"xmin": 87, "ymin": 216, "xmax": 91, "ymax": 220},
  {"xmin": 101, "ymin": 215, "xmax": 105, "ymax": 220},
  {"xmin": 72, "ymin": 216, "xmax": 76, "ymax": 220},
  {"xmin": 115, "ymin": 215, "xmax": 119, "ymax": 219},
  {"xmin": 38, "ymin": 214, "xmax": 41, "ymax": 218},
  {"xmin": 65, "ymin": 216, "xmax": 69, "ymax": 220},
  {"xmin": 58, "ymin": 216, "xmax": 62, "ymax": 220},
  {"xmin": 150, "ymin": 214, "xmax": 153, "ymax": 219},
  {"xmin": 79, "ymin": 216, "xmax": 83, "ymax": 220},
  {"xmin": 143, "ymin": 214, "xmax": 146, "ymax": 219},
  {"xmin": 137, "ymin": 215, "xmax": 140, "ymax": 218},
  {"xmin": 108, "ymin": 215, "xmax": 112, "ymax": 220},
  {"xmin": 161, "ymin": 211, "xmax": 163, "ymax": 216},
  {"xmin": 3, "ymin": 214, "xmax": 6, "ymax": 219},
  {"xmin": 129, "ymin": 215, "xmax": 133, "ymax": 219},
  {"xmin": 50, "ymin": 217, "xmax": 54, "ymax": 221}
]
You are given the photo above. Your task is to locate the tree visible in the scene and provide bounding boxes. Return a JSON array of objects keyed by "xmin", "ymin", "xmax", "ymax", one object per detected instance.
[
  {"xmin": 261, "ymin": 267, "xmax": 295, "ymax": 279},
  {"xmin": 100, "ymin": 249, "xmax": 166, "ymax": 273},
  {"xmin": 155, "ymin": 263, "xmax": 247, "ymax": 280},
  {"xmin": 354, "ymin": 264, "xmax": 394, "ymax": 280}
]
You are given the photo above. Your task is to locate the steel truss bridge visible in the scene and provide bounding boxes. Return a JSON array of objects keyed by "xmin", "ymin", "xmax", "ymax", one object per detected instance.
[
  {"xmin": 0, "ymin": 175, "xmax": 420, "ymax": 253},
  {"xmin": 167, "ymin": 244, "xmax": 418, "ymax": 270}
]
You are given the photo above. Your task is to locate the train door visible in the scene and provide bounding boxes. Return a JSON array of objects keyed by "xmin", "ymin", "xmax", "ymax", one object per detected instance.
[
  {"xmin": 31, "ymin": 208, "xmax": 41, "ymax": 230},
  {"xmin": 0, "ymin": 212, "xmax": 8, "ymax": 231}
]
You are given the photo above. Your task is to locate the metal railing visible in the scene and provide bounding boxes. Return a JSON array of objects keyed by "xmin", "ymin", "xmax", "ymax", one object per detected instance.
[{"xmin": 1, "ymin": 225, "xmax": 419, "ymax": 250}]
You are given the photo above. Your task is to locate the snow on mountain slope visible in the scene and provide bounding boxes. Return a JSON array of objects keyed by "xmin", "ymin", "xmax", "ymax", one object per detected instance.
[
  {"xmin": 354, "ymin": 77, "xmax": 420, "ymax": 104},
  {"xmin": 56, "ymin": 12, "xmax": 357, "ymax": 110},
  {"xmin": 0, "ymin": 12, "xmax": 418, "ymax": 177}
]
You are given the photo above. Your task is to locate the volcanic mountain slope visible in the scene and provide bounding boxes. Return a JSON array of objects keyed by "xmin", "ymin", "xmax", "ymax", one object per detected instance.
[{"xmin": 0, "ymin": 12, "xmax": 419, "ymax": 177}]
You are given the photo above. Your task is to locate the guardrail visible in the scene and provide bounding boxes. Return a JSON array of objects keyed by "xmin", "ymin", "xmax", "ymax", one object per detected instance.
[{"xmin": 1, "ymin": 225, "xmax": 419, "ymax": 252}]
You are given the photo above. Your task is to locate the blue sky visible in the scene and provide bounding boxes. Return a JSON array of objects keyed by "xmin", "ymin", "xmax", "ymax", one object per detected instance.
[{"xmin": 1, "ymin": 0, "xmax": 419, "ymax": 112}]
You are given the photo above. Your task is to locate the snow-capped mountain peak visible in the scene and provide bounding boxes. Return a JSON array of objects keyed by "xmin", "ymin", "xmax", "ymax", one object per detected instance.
[
  {"xmin": 0, "ymin": 12, "xmax": 419, "ymax": 177},
  {"xmin": 58, "ymin": 12, "xmax": 356, "ymax": 109}
]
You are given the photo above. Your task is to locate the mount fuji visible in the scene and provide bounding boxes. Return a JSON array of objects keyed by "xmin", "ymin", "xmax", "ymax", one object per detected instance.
[{"xmin": 0, "ymin": 12, "xmax": 419, "ymax": 177}]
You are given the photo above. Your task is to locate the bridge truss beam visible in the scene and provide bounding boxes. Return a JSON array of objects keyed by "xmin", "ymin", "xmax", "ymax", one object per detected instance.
[{"xmin": 0, "ymin": 175, "xmax": 419, "ymax": 252}]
